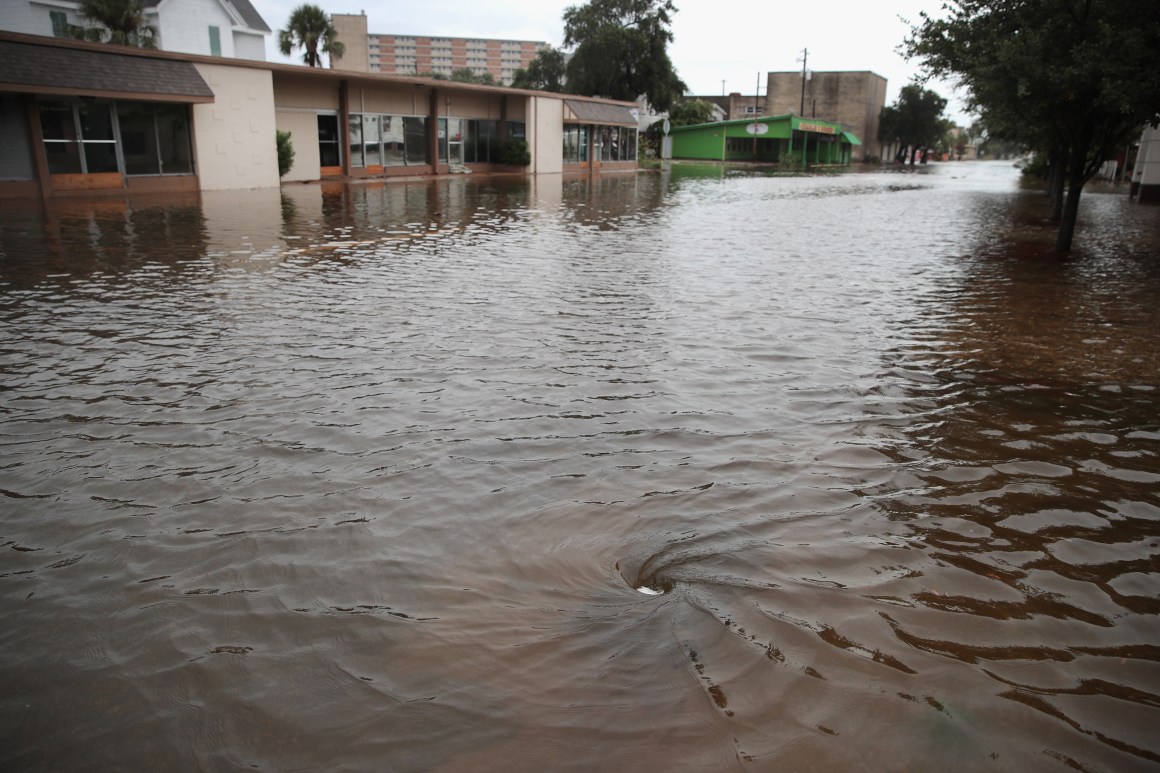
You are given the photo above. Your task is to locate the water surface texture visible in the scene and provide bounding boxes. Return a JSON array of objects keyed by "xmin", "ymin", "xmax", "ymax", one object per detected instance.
[{"xmin": 2, "ymin": 164, "xmax": 1159, "ymax": 771}]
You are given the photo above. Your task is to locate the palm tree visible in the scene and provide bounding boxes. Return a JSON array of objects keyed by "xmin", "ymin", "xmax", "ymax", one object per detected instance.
[
  {"xmin": 278, "ymin": 4, "xmax": 344, "ymax": 68},
  {"xmin": 72, "ymin": 0, "xmax": 158, "ymax": 48}
]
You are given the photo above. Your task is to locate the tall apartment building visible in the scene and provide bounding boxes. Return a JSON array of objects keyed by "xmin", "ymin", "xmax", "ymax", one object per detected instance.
[{"xmin": 331, "ymin": 13, "xmax": 544, "ymax": 86}]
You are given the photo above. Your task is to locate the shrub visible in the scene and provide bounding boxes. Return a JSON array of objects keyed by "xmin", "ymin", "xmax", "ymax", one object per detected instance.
[
  {"xmin": 276, "ymin": 130, "xmax": 295, "ymax": 177},
  {"xmin": 493, "ymin": 138, "xmax": 530, "ymax": 166}
]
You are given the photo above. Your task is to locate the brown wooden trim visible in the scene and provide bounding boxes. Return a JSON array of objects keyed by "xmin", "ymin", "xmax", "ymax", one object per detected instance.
[
  {"xmin": 51, "ymin": 172, "xmax": 124, "ymax": 191},
  {"xmin": 125, "ymin": 175, "xmax": 198, "ymax": 193},
  {"xmin": 320, "ymin": 165, "xmax": 343, "ymax": 177},
  {"xmin": 0, "ymin": 180, "xmax": 41, "ymax": 199},
  {"xmin": 429, "ymin": 88, "xmax": 440, "ymax": 168},
  {"xmin": 24, "ymin": 94, "xmax": 50, "ymax": 200},
  {"xmin": 339, "ymin": 80, "xmax": 351, "ymax": 176},
  {"xmin": 0, "ymin": 84, "xmax": 213, "ymax": 103}
]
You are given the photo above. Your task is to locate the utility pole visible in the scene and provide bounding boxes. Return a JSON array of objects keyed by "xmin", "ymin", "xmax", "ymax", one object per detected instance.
[
  {"xmin": 753, "ymin": 71, "xmax": 760, "ymax": 157},
  {"xmin": 798, "ymin": 48, "xmax": 808, "ymax": 116},
  {"xmin": 721, "ymin": 79, "xmax": 726, "ymax": 97}
]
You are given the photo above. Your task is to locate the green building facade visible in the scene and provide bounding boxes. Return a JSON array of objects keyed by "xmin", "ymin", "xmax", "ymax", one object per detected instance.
[{"xmin": 669, "ymin": 115, "xmax": 861, "ymax": 166}]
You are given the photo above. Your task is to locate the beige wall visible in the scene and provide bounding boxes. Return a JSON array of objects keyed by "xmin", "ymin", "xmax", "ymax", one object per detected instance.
[
  {"xmin": 275, "ymin": 110, "xmax": 321, "ymax": 183},
  {"xmin": 766, "ymin": 71, "xmax": 886, "ymax": 161},
  {"xmin": 530, "ymin": 96, "xmax": 563, "ymax": 175},
  {"xmin": 506, "ymin": 96, "xmax": 527, "ymax": 122},
  {"xmin": 274, "ymin": 76, "xmax": 341, "ymax": 110},
  {"xmin": 331, "ymin": 13, "xmax": 370, "ymax": 72},
  {"xmin": 357, "ymin": 86, "xmax": 432, "ymax": 116},
  {"xmin": 193, "ymin": 64, "xmax": 280, "ymax": 190},
  {"xmin": 444, "ymin": 90, "xmax": 504, "ymax": 120}
]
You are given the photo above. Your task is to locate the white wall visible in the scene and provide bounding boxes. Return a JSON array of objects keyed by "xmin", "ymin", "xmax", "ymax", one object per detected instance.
[
  {"xmin": 530, "ymin": 96, "xmax": 563, "ymax": 175},
  {"xmin": 1135, "ymin": 125, "xmax": 1160, "ymax": 189},
  {"xmin": 192, "ymin": 63, "xmax": 280, "ymax": 190},
  {"xmin": 156, "ymin": 0, "xmax": 237, "ymax": 57},
  {"xmin": 3, "ymin": 2, "xmax": 40, "ymax": 35},
  {"xmin": 233, "ymin": 29, "xmax": 266, "ymax": 61}
]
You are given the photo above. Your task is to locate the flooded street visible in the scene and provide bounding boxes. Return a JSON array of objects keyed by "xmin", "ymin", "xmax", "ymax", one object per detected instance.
[{"xmin": 2, "ymin": 162, "xmax": 1158, "ymax": 771}]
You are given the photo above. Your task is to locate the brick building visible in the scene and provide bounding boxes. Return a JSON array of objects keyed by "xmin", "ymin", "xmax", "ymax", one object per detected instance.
[
  {"xmin": 331, "ymin": 13, "xmax": 545, "ymax": 86},
  {"xmin": 765, "ymin": 71, "xmax": 886, "ymax": 162}
]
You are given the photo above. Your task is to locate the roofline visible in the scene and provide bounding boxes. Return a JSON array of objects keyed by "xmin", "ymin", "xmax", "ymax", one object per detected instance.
[
  {"xmin": 0, "ymin": 30, "xmax": 635, "ymax": 107},
  {"xmin": 669, "ymin": 114, "xmax": 845, "ymax": 132},
  {"xmin": 765, "ymin": 69, "xmax": 887, "ymax": 79}
]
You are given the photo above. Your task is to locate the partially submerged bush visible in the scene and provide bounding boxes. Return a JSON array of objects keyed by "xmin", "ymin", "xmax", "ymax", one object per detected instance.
[
  {"xmin": 276, "ymin": 130, "xmax": 295, "ymax": 177},
  {"xmin": 494, "ymin": 138, "xmax": 530, "ymax": 166}
]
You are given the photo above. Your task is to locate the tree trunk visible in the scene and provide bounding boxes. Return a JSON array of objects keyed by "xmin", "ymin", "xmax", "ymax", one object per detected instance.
[
  {"xmin": 1049, "ymin": 162, "xmax": 1065, "ymax": 222},
  {"xmin": 1055, "ymin": 160, "xmax": 1085, "ymax": 253}
]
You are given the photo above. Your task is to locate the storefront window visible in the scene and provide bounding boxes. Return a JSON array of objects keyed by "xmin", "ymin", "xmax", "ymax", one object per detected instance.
[
  {"xmin": 156, "ymin": 104, "xmax": 193, "ymax": 174},
  {"xmin": 464, "ymin": 120, "xmax": 497, "ymax": 163},
  {"xmin": 363, "ymin": 114, "xmax": 381, "ymax": 167},
  {"xmin": 563, "ymin": 125, "xmax": 590, "ymax": 164},
  {"xmin": 317, "ymin": 114, "xmax": 340, "ymax": 167},
  {"xmin": 40, "ymin": 98, "xmax": 192, "ymax": 176},
  {"xmin": 403, "ymin": 117, "xmax": 427, "ymax": 165},
  {"xmin": 349, "ymin": 113, "xmax": 364, "ymax": 168},
  {"xmin": 40, "ymin": 101, "xmax": 82, "ymax": 174},
  {"xmin": 116, "ymin": 102, "xmax": 193, "ymax": 175}
]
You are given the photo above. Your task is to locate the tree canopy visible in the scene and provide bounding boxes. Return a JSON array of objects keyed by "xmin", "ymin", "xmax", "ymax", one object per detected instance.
[
  {"xmin": 449, "ymin": 68, "xmax": 496, "ymax": 85},
  {"xmin": 510, "ymin": 46, "xmax": 568, "ymax": 92},
  {"xmin": 905, "ymin": 0, "xmax": 1160, "ymax": 252},
  {"xmin": 70, "ymin": 0, "xmax": 157, "ymax": 48},
  {"xmin": 278, "ymin": 4, "xmax": 344, "ymax": 68},
  {"xmin": 878, "ymin": 84, "xmax": 949, "ymax": 164},
  {"xmin": 667, "ymin": 98, "xmax": 714, "ymax": 127},
  {"xmin": 563, "ymin": 0, "xmax": 686, "ymax": 112}
]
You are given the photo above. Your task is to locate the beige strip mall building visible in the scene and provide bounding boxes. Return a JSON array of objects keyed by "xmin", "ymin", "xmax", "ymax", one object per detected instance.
[{"xmin": 0, "ymin": 31, "xmax": 639, "ymax": 200}]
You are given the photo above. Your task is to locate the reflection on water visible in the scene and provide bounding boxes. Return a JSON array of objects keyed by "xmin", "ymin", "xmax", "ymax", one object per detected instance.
[{"xmin": 1, "ymin": 164, "xmax": 1158, "ymax": 771}]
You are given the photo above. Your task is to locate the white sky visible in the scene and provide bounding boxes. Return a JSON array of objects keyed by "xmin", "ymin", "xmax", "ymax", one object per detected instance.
[{"xmin": 249, "ymin": 0, "xmax": 969, "ymax": 123}]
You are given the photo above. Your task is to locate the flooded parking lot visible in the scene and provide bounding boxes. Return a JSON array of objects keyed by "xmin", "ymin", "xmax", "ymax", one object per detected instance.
[{"xmin": 1, "ymin": 162, "xmax": 1158, "ymax": 770}]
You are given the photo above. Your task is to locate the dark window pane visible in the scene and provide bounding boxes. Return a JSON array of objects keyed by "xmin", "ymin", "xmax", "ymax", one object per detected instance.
[
  {"xmin": 118, "ymin": 103, "xmax": 159, "ymax": 175},
  {"xmin": 78, "ymin": 102, "xmax": 114, "ymax": 141},
  {"xmin": 156, "ymin": 104, "xmax": 192, "ymax": 174},
  {"xmin": 39, "ymin": 102, "xmax": 77, "ymax": 141},
  {"xmin": 463, "ymin": 120, "xmax": 477, "ymax": 163},
  {"xmin": 318, "ymin": 114, "xmax": 340, "ymax": 166},
  {"xmin": 84, "ymin": 142, "xmax": 118, "ymax": 173},
  {"xmin": 45, "ymin": 140, "xmax": 82, "ymax": 174},
  {"xmin": 317, "ymin": 114, "xmax": 338, "ymax": 143},
  {"xmin": 404, "ymin": 117, "xmax": 427, "ymax": 165}
]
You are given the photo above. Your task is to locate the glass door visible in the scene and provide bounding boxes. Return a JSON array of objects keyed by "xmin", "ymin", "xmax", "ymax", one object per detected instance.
[{"xmin": 446, "ymin": 118, "xmax": 463, "ymax": 165}]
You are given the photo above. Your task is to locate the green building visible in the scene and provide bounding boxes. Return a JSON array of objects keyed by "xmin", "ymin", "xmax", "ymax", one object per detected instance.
[{"xmin": 669, "ymin": 114, "xmax": 861, "ymax": 166}]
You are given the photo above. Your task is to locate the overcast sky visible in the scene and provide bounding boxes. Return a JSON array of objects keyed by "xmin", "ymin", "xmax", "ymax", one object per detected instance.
[{"xmin": 248, "ymin": 0, "xmax": 969, "ymax": 123}]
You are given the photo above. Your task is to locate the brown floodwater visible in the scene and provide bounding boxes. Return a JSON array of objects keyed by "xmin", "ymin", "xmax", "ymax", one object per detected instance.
[{"xmin": 1, "ymin": 162, "xmax": 1158, "ymax": 771}]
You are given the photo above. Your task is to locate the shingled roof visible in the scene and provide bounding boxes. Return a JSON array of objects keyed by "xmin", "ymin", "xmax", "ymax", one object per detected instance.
[{"xmin": 0, "ymin": 39, "xmax": 214, "ymax": 101}]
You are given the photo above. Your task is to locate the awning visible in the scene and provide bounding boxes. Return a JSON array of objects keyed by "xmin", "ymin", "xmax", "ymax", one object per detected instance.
[
  {"xmin": 0, "ymin": 39, "xmax": 214, "ymax": 102},
  {"xmin": 842, "ymin": 131, "xmax": 863, "ymax": 146},
  {"xmin": 565, "ymin": 99, "xmax": 637, "ymax": 126}
]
